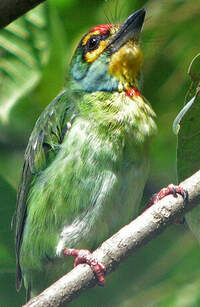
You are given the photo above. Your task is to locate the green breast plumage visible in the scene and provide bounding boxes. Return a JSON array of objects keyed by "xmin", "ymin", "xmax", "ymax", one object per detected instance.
[{"xmin": 18, "ymin": 90, "xmax": 156, "ymax": 293}]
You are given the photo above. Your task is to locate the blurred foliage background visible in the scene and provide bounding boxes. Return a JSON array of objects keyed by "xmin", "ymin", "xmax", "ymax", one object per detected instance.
[{"xmin": 0, "ymin": 0, "xmax": 200, "ymax": 306}]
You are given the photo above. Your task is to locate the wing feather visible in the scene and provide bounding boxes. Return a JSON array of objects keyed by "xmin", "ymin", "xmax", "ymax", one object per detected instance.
[{"xmin": 14, "ymin": 90, "xmax": 77, "ymax": 290}]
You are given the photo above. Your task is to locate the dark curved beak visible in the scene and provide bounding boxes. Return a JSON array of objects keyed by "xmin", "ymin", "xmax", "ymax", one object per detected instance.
[{"xmin": 108, "ymin": 8, "xmax": 146, "ymax": 53}]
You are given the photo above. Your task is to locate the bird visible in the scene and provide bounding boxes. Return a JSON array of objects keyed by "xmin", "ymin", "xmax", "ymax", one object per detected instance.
[{"xmin": 14, "ymin": 8, "xmax": 157, "ymax": 300}]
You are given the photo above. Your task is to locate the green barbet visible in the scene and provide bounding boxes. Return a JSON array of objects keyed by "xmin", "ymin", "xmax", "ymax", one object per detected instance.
[{"xmin": 14, "ymin": 8, "xmax": 157, "ymax": 299}]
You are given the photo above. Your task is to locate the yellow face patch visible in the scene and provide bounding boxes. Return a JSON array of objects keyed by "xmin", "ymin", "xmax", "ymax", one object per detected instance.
[{"xmin": 109, "ymin": 42, "xmax": 143, "ymax": 87}]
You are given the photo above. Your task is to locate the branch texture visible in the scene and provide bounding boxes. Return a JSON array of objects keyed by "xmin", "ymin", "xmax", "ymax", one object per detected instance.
[
  {"xmin": 24, "ymin": 170, "xmax": 200, "ymax": 307},
  {"xmin": 0, "ymin": 0, "xmax": 45, "ymax": 29}
]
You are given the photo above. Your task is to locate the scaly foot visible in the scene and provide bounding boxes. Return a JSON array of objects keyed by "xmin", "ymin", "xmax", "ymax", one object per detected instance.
[
  {"xmin": 63, "ymin": 248, "xmax": 106, "ymax": 285},
  {"xmin": 147, "ymin": 184, "xmax": 188, "ymax": 224},
  {"xmin": 148, "ymin": 184, "xmax": 188, "ymax": 207}
]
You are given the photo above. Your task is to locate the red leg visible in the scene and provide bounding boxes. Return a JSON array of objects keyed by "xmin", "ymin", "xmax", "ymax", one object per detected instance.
[
  {"xmin": 63, "ymin": 248, "xmax": 106, "ymax": 286},
  {"xmin": 147, "ymin": 184, "xmax": 188, "ymax": 208},
  {"xmin": 146, "ymin": 184, "xmax": 188, "ymax": 224}
]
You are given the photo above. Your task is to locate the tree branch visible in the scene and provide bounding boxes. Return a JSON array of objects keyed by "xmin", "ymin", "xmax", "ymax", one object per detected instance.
[
  {"xmin": 0, "ymin": 0, "xmax": 45, "ymax": 29},
  {"xmin": 24, "ymin": 170, "xmax": 200, "ymax": 307}
]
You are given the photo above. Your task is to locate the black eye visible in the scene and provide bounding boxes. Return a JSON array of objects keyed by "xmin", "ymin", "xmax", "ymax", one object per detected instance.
[{"xmin": 87, "ymin": 36, "xmax": 100, "ymax": 51}]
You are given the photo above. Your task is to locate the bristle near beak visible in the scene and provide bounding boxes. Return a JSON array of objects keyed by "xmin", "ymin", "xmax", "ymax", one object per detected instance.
[{"xmin": 107, "ymin": 8, "xmax": 146, "ymax": 53}]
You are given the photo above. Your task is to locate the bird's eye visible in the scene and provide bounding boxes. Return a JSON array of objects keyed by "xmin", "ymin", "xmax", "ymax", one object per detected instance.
[{"xmin": 87, "ymin": 36, "xmax": 100, "ymax": 51}]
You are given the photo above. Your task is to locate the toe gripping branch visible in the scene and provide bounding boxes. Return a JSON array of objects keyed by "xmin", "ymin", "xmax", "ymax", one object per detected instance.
[
  {"xmin": 63, "ymin": 248, "xmax": 106, "ymax": 286},
  {"xmin": 147, "ymin": 184, "xmax": 189, "ymax": 224},
  {"xmin": 148, "ymin": 184, "xmax": 188, "ymax": 207}
]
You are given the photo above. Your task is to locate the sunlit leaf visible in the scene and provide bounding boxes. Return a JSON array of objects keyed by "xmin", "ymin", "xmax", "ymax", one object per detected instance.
[
  {"xmin": 184, "ymin": 53, "xmax": 200, "ymax": 105},
  {"xmin": 0, "ymin": 3, "xmax": 50, "ymax": 123},
  {"xmin": 188, "ymin": 53, "xmax": 200, "ymax": 83}
]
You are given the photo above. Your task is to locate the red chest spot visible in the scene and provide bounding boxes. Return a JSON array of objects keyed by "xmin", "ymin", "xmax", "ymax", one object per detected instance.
[
  {"xmin": 90, "ymin": 24, "xmax": 113, "ymax": 35},
  {"xmin": 125, "ymin": 87, "xmax": 140, "ymax": 98}
]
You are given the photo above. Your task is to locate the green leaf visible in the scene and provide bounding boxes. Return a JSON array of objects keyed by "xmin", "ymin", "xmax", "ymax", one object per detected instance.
[
  {"xmin": 0, "ymin": 3, "xmax": 50, "ymax": 123},
  {"xmin": 176, "ymin": 55, "xmax": 200, "ymax": 247},
  {"xmin": 176, "ymin": 53, "xmax": 200, "ymax": 182},
  {"xmin": 177, "ymin": 91, "xmax": 200, "ymax": 182},
  {"xmin": 185, "ymin": 53, "xmax": 200, "ymax": 104},
  {"xmin": 188, "ymin": 53, "xmax": 200, "ymax": 83},
  {"xmin": 173, "ymin": 54, "xmax": 200, "ymax": 135}
]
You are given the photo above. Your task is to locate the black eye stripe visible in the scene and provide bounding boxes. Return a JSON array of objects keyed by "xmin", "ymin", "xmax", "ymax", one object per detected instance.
[{"xmin": 81, "ymin": 31, "xmax": 110, "ymax": 54}]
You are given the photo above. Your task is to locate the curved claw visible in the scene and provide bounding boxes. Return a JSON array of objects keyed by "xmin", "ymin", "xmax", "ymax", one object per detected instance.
[
  {"xmin": 165, "ymin": 184, "xmax": 188, "ymax": 202},
  {"xmin": 148, "ymin": 184, "xmax": 188, "ymax": 206},
  {"xmin": 147, "ymin": 184, "xmax": 188, "ymax": 209}
]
